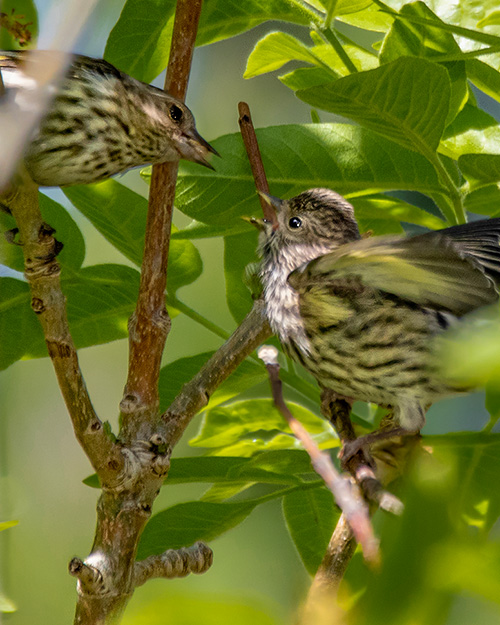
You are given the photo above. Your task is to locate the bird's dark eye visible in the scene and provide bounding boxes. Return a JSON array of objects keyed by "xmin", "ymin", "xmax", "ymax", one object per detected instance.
[
  {"xmin": 169, "ymin": 104, "xmax": 183, "ymax": 123},
  {"xmin": 289, "ymin": 217, "xmax": 302, "ymax": 229}
]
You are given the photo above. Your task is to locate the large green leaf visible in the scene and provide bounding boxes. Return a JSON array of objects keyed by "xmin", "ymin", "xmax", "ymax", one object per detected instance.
[
  {"xmin": 170, "ymin": 123, "xmax": 447, "ymax": 229},
  {"xmin": 63, "ymin": 181, "xmax": 202, "ymax": 294},
  {"xmin": 137, "ymin": 499, "xmax": 258, "ymax": 558},
  {"xmin": 0, "ymin": 193, "xmax": 85, "ymax": 272},
  {"xmin": 105, "ymin": 0, "xmax": 317, "ymax": 82},
  {"xmin": 466, "ymin": 60, "xmax": 500, "ymax": 105},
  {"xmin": 296, "ymin": 57, "xmax": 451, "ymax": 156},
  {"xmin": 0, "ymin": 264, "xmax": 140, "ymax": 369},
  {"xmin": 190, "ymin": 399, "xmax": 337, "ymax": 456},
  {"xmin": 283, "ymin": 487, "xmax": 339, "ymax": 575},
  {"xmin": 380, "ymin": 2, "xmax": 467, "ymax": 126},
  {"xmin": 464, "ymin": 185, "xmax": 500, "ymax": 216},
  {"xmin": 158, "ymin": 350, "xmax": 266, "ymax": 412}
]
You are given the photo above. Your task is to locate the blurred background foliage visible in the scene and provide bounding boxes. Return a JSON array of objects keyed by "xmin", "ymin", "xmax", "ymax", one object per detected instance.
[{"xmin": 2, "ymin": 0, "xmax": 500, "ymax": 624}]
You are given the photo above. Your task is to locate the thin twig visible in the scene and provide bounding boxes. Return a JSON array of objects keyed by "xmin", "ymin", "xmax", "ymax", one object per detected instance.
[
  {"xmin": 258, "ymin": 345, "xmax": 379, "ymax": 564},
  {"xmin": 122, "ymin": 0, "xmax": 203, "ymax": 437},
  {"xmin": 238, "ymin": 102, "xmax": 277, "ymax": 225}
]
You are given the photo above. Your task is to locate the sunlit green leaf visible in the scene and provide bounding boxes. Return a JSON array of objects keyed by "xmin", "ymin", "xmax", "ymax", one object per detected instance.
[
  {"xmin": 170, "ymin": 123, "xmax": 447, "ymax": 229},
  {"xmin": 440, "ymin": 102, "xmax": 500, "ymax": 160},
  {"xmin": 459, "ymin": 153, "xmax": 500, "ymax": 189},
  {"xmin": 297, "ymin": 57, "xmax": 450, "ymax": 156}
]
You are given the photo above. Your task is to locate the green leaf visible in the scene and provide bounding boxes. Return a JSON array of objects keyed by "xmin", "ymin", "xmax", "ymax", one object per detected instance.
[
  {"xmin": 459, "ymin": 154, "xmax": 500, "ymax": 189},
  {"xmin": 440, "ymin": 102, "xmax": 500, "ymax": 160},
  {"xmin": 244, "ymin": 31, "xmax": 335, "ymax": 79},
  {"xmin": 477, "ymin": 9, "xmax": 500, "ymax": 27},
  {"xmin": 137, "ymin": 500, "xmax": 258, "ymax": 558},
  {"xmin": 296, "ymin": 57, "xmax": 451, "ymax": 156},
  {"xmin": 279, "ymin": 66, "xmax": 336, "ymax": 91},
  {"xmin": 379, "ymin": 2, "xmax": 467, "ymax": 125},
  {"xmin": 467, "ymin": 60, "xmax": 500, "ymax": 105},
  {"xmin": 63, "ymin": 181, "xmax": 202, "ymax": 294},
  {"xmin": 190, "ymin": 399, "xmax": 336, "ymax": 455},
  {"xmin": 224, "ymin": 231, "xmax": 258, "ymax": 323},
  {"xmin": 0, "ymin": 193, "xmax": 85, "ymax": 272},
  {"xmin": 464, "ymin": 185, "xmax": 500, "ymax": 215},
  {"xmin": 0, "ymin": 0, "xmax": 38, "ymax": 49},
  {"xmin": 158, "ymin": 351, "xmax": 266, "ymax": 412},
  {"xmin": 105, "ymin": 0, "xmax": 317, "ymax": 82},
  {"xmin": 351, "ymin": 194, "xmax": 445, "ymax": 235},
  {"xmin": 172, "ymin": 123, "xmax": 447, "ymax": 228},
  {"xmin": 283, "ymin": 487, "xmax": 339, "ymax": 575},
  {"xmin": 0, "ymin": 264, "xmax": 141, "ymax": 369},
  {"xmin": 0, "ymin": 520, "xmax": 18, "ymax": 531},
  {"xmin": 0, "ymin": 592, "xmax": 16, "ymax": 614}
]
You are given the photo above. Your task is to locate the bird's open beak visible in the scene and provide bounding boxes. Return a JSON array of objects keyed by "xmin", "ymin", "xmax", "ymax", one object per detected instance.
[
  {"xmin": 257, "ymin": 190, "xmax": 285, "ymax": 212},
  {"xmin": 181, "ymin": 128, "xmax": 220, "ymax": 170}
]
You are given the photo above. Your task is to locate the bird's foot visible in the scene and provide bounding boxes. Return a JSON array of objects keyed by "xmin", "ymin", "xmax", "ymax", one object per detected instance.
[{"xmin": 339, "ymin": 426, "xmax": 418, "ymax": 471}]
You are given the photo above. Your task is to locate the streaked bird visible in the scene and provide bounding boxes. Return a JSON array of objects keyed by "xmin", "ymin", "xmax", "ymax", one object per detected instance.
[
  {"xmin": 0, "ymin": 51, "xmax": 217, "ymax": 186},
  {"xmin": 255, "ymin": 188, "xmax": 500, "ymax": 456}
]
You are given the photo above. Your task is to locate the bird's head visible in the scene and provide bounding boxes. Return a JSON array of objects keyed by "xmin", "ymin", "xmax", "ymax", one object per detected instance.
[
  {"xmin": 156, "ymin": 96, "xmax": 219, "ymax": 168},
  {"xmin": 252, "ymin": 188, "xmax": 361, "ymax": 259}
]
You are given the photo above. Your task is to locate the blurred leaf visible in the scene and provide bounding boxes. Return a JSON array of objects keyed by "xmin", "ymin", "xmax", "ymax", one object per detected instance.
[
  {"xmin": 137, "ymin": 499, "xmax": 258, "ymax": 558},
  {"xmin": 172, "ymin": 220, "xmax": 249, "ymax": 239},
  {"xmin": 351, "ymin": 194, "xmax": 445, "ymax": 235},
  {"xmin": 158, "ymin": 351, "xmax": 266, "ymax": 412},
  {"xmin": 439, "ymin": 311, "xmax": 500, "ymax": 386},
  {"xmin": 441, "ymin": 102, "xmax": 500, "ymax": 160},
  {"xmin": 201, "ymin": 482, "xmax": 254, "ymax": 503},
  {"xmin": 0, "ymin": 193, "xmax": 85, "ymax": 272},
  {"xmin": 477, "ymin": 9, "xmax": 500, "ymax": 27},
  {"xmin": 0, "ymin": 520, "xmax": 18, "ymax": 531},
  {"xmin": 190, "ymin": 399, "xmax": 336, "ymax": 455},
  {"xmin": 0, "ymin": 0, "xmax": 37, "ymax": 49},
  {"xmin": 296, "ymin": 57, "xmax": 450, "ymax": 156},
  {"xmin": 170, "ymin": 123, "xmax": 447, "ymax": 228},
  {"xmin": 459, "ymin": 154, "xmax": 500, "ymax": 189},
  {"xmin": 224, "ymin": 231, "xmax": 258, "ymax": 323},
  {"xmin": 337, "ymin": 2, "xmax": 395, "ymax": 31},
  {"xmin": 63, "ymin": 181, "xmax": 202, "ymax": 294},
  {"xmin": 122, "ymin": 592, "xmax": 285, "ymax": 625},
  {"xmin": 105, "ymin": 0, "xmax": 317, "ymax": 82},
  {"xmin": 0, "ymin": 592, "xmax": 16, "ymax": 614},
  {"xmin": 428, "ymin": 432, "xmax": 500, "ymax": 530},
  {"xmin": 283, "ymin": 486, "xmax": 339, "ymax": 575},
  {"xmin": 380, "ymin": 2, "xmax": 467, "ymax": 125}
]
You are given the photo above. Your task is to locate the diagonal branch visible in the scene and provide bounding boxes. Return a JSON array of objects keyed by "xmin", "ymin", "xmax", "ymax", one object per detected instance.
[{"xmin": 121, "ymin": 0, "xmax": 203, "ymax": 438}]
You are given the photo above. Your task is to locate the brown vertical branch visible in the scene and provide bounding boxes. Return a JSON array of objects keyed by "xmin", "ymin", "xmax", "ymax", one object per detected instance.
[{"xmin": 122, "ymin": 0, "xmax": 203, "ymax": 438}]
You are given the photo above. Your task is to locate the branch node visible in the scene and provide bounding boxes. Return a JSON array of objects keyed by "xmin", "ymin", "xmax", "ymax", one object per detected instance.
[
  {"xmin": 133, "ymin": 541, "xmax": 213, "ymax": 587},
  {"xmin": 69, "ymin": 556, "xmax": 107, "ymax": 595}
]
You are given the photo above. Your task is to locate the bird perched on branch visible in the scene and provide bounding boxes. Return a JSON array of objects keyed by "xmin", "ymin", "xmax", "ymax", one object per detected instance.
[
  {"xmin": 254, "ymin": 188, "xmax": 500, "ymax": 458},
  {"xmin": 0, "ymin": 51, "xmax": 217, "ymax": 186}
]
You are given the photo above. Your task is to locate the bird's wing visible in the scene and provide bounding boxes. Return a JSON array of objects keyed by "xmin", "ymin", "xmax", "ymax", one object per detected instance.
[{"xmin": 289, "ymin": 229, "xmax": 499, "ymax": 316}]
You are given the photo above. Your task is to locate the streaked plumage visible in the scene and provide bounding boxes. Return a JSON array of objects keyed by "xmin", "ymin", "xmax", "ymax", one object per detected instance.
[
  {"xmin": 257, "ymin": 188, "xmax": 500, "ymax": 436},
  {"xmin": 0, "ymin": 51, "xmax": 216, "ymax": 186}
]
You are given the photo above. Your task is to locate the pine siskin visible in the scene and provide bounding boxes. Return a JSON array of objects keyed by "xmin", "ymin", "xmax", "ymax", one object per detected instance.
[
  {"xmin": 0, "ymin": 51, "xmax": 217, "ymax": 186},
  {"xmin": 256, "ymin": 188, "xmax": 500, "ymax": 452}
]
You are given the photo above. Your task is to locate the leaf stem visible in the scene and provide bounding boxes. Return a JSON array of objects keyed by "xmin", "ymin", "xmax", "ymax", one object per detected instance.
[
  {"xmin": 168, "ymin": 295, "xmax": 230, "ymax": 341},
  {"xmin": 315, "ymin": 25, "xmax": 358, "ymax": 74},
  {"xmin": 428, "ymin": 153, "xmax": 465, "ymax": 224},
  {"xmin": 324, "ymin": 0, "xmax": 338, "ymax": 29}
]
